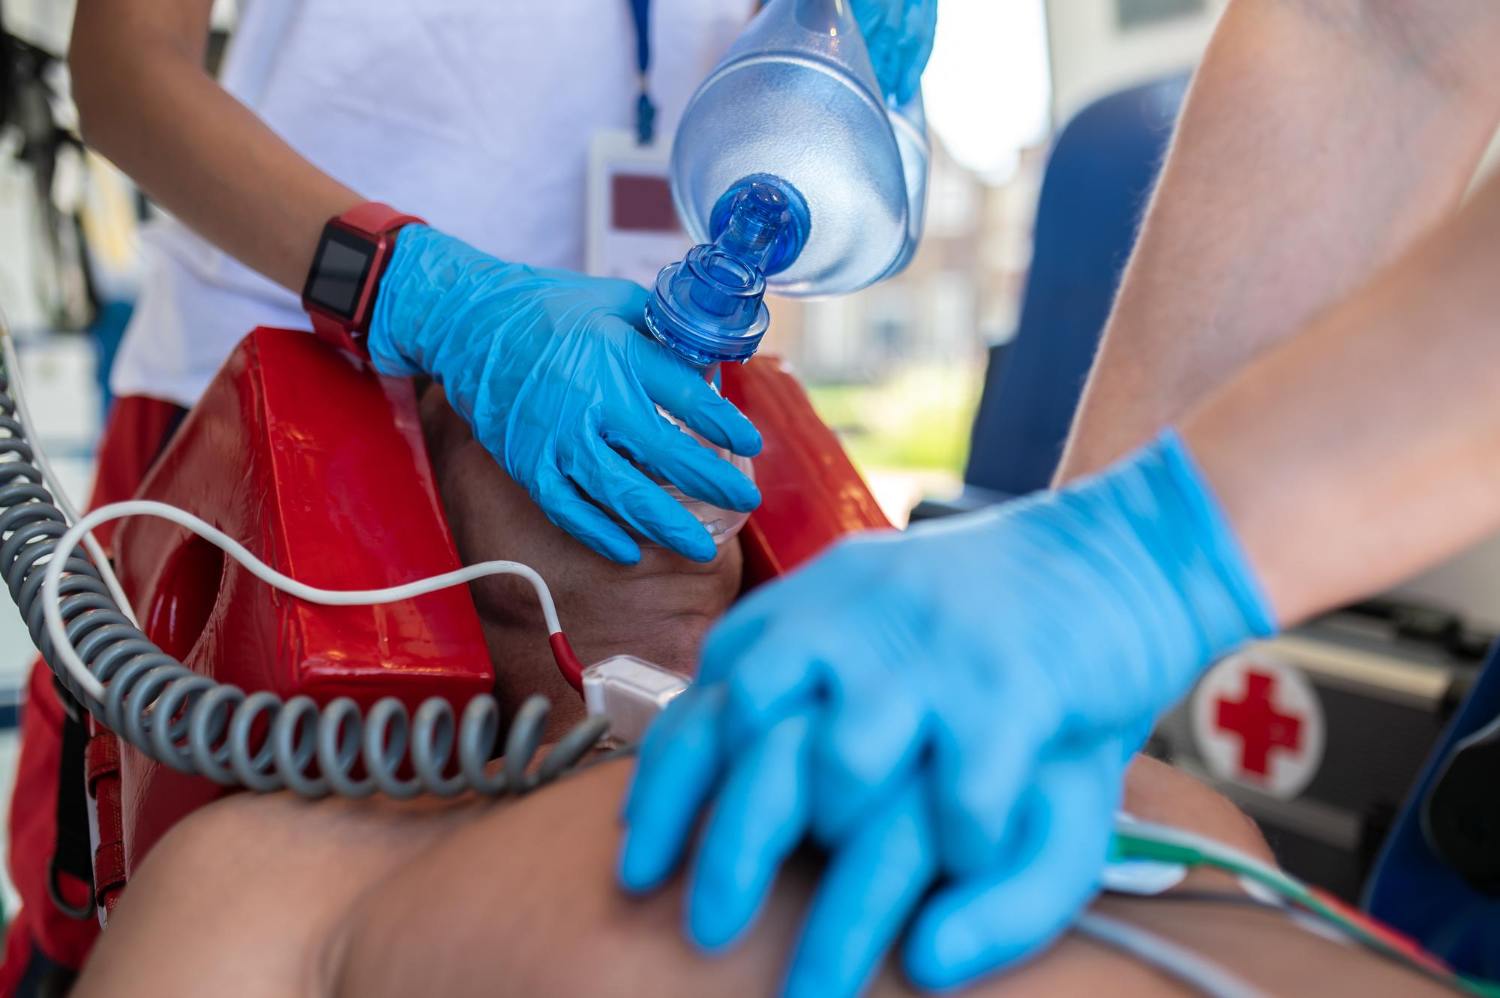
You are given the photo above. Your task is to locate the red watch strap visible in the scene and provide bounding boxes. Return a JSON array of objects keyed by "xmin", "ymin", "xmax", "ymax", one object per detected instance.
[
  {"xmin": 309, "ymin": 310, "xmax": 358, "ymax": 349},
  {"xmin": 340, "ymin": 201, "xmax": 425, "ymax": 237},
  {"xmin": 305, "ymin": 201, "xmax": 426, "ymax": 356}
]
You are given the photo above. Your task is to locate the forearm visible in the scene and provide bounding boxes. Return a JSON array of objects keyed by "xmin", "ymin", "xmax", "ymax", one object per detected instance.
[
  {"xmin": 1183, "ymin": 163, "xmax": 1500, "ymax": 625},
  {"xmin": 70, "ymin": 0, "xmax": 362, "ymax": 291},
  {"xmin": 1058, "ymin": 0, "xmax": 1500, "ymax": 481}
]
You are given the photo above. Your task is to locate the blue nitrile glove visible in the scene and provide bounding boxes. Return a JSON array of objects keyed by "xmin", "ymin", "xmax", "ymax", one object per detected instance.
[
  {"xmin": 367, "ymin": 226, "xmax": 762, "ymax": 565},
  {"xmin": 851, "ymin": 0, "xmax": 938, "ymax": 104},
  {"xmin": 618, "ymin": 429, "xmax": 1276, "ymax": 998}
]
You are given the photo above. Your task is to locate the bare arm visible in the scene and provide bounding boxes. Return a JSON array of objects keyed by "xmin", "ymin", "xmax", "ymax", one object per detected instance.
[
  {"xmin": 69, "ymin": 0, "xmax": 362, "ymax": 291},
  {"xmin": 1058, "ymin": 0, "xmax": 1500, "ymax": 480},
  {"xmin": 1183, "ymin": 159, "xmax": 1500, "ymax": 625}
]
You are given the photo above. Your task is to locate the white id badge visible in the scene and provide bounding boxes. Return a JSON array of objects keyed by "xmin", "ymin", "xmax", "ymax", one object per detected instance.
[{"xmin": 586, "ymin": 129, "xmax": 693, "ymax": 288}]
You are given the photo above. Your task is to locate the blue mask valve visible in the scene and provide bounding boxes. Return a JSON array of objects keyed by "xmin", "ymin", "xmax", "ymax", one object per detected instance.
[
  {"xmin": 645, "ymin": 177, "xmax": 809, "ymax": 368},
  {"xmin": 709, "ymin": 176, "xmax": 810, "ymax": 276}
]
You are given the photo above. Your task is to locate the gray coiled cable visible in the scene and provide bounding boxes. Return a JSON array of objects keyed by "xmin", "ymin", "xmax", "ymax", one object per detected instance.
[{"xmin": 0, "ymin": 369, "xmax": 610, "ymax": 799}]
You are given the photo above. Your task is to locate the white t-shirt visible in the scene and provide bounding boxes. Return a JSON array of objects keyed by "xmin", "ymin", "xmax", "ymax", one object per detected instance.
[{"xmin": 110, "ymin": 0, "xmax": 752, "ymax": 406}]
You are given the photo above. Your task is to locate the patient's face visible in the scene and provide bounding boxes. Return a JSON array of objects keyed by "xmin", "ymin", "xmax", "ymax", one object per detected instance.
[{"xmin": 419, "ymin": 385, "xmax": 744, "ymax": 725}]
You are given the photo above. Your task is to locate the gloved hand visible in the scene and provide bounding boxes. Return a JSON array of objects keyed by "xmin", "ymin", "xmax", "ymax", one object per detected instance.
[
  {"xmin": 367, "ymin": 225, "xmax": 762, "ymax": 565},
  {"xmin": 618, "ymin": 430, "xmax": 1276, "ymax": 997},
  {"xmin": 851, "ymin": 0, "xmax": 939, "ymax": 104}
]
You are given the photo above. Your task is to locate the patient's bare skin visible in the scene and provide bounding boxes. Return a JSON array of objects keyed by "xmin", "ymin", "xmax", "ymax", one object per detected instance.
[
  {"xmin": 71, "ymin": 394, "xmax": 1452, "ymax": 998},
  {"xmin": 332, "ymin": 758, "xmax": 1456, "ymax": 998},
  {"xmin": 77, "ymin": 756, "xmax": 1452, "ymax": 998}
]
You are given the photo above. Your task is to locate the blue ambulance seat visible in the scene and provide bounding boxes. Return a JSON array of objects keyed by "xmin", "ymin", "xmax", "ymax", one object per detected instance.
[
  {"xmin": 1365, "ymin": 644, "xmax": 1500, "ymax": 978},
  {"xmin": 913, "ymin": 73, "xmax": 1188, "ymax": 518}
]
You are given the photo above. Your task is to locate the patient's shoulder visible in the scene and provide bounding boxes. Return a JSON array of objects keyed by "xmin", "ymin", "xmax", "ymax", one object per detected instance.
[
  {"xmin": 81, "ymin": 755, "xmax": 1450, "ymax": 998},
  {"xmin": 1123, "ymin": 753, "xmax": 1272, "ymax": 860},
  {"xmin": 334, "ymin": 756, "xmax": 1273, "ymax": 998},
  {"xmin": 137, "ymin": 785, "xmax": 486, "ymax": 889},
  {"xmin": 337, "ymin": 756, "xmax": 1446, "ymax": 998},
  {"xmin": 72, "ymin": 788, "xmax": 488, "ymax": 998}
]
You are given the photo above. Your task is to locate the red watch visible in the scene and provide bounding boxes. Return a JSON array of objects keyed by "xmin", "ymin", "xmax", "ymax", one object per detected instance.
[{"xmin": 301, "ymin": 201, "xmax": 425, "ymax": 355}]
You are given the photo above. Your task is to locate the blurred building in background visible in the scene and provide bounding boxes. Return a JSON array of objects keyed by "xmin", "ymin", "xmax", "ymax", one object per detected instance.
[{"xmin": 1048, "ymin": 0, "xmax": 1222, "ymax": 121}]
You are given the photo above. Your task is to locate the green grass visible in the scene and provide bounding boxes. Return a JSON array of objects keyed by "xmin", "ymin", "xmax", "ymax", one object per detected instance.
[{"xmin": 806, "ymin": 364, "xmax": 983, "ymax": 476}]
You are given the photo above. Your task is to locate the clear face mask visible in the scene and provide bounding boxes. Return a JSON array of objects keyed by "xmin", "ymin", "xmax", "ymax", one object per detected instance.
[{"xmin": 657, "ymin": 430, "xmax": 756, "ymax": 547}]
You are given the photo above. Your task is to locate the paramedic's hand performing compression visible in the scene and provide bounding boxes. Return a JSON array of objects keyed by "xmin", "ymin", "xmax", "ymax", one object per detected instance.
[
  {"xmin": 621, "ymin": 433, "xmax": 1277, "ymax": 997},
  {"xmin": 622, "ymin": 2, "xmax": 1500, "ymax": 996}
]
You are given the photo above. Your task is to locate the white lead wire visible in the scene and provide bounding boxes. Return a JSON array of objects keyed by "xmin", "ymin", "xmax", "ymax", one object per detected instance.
[{"xmin": 43, "ymin": 499, "xmax": 562, "ymax": 704}]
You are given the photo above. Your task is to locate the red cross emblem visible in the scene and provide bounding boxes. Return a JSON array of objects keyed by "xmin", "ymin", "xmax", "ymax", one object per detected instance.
[{"xmin": 1213, "ymin": 670, "xmax": 1303, "ymax": 779}]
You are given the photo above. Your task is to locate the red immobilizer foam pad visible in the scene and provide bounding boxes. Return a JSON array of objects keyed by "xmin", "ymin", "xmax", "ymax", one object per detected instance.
[
  {"xmin": 105, "ymin": 331, "xmax": 889, "ymax": 888},
  {"xmin": 112, "ymin": 329, "xmax": 492, "ymax": 874}
]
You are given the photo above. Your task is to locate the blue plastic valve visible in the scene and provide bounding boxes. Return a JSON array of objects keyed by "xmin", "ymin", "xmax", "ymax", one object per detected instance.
[{"xmin": 644, "ymin": 177, "xmax": 809, "ymax": 368}]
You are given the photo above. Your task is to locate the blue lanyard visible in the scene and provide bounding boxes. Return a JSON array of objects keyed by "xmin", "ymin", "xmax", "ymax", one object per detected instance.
[{"xmin": 628, "ymin": 0, "xmax": 656, "ymax": 145}]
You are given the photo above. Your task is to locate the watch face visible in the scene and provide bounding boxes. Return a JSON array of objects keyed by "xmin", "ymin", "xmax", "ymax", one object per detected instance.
[{"xmin": 305, "ymin": 225, "xmax": 377, "ymax": 320}]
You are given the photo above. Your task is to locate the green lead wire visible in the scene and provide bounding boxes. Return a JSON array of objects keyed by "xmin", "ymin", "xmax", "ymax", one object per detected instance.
[{"xmin": 1109, "ymin": 831, "xmax": 1500, "ymax": 998}]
